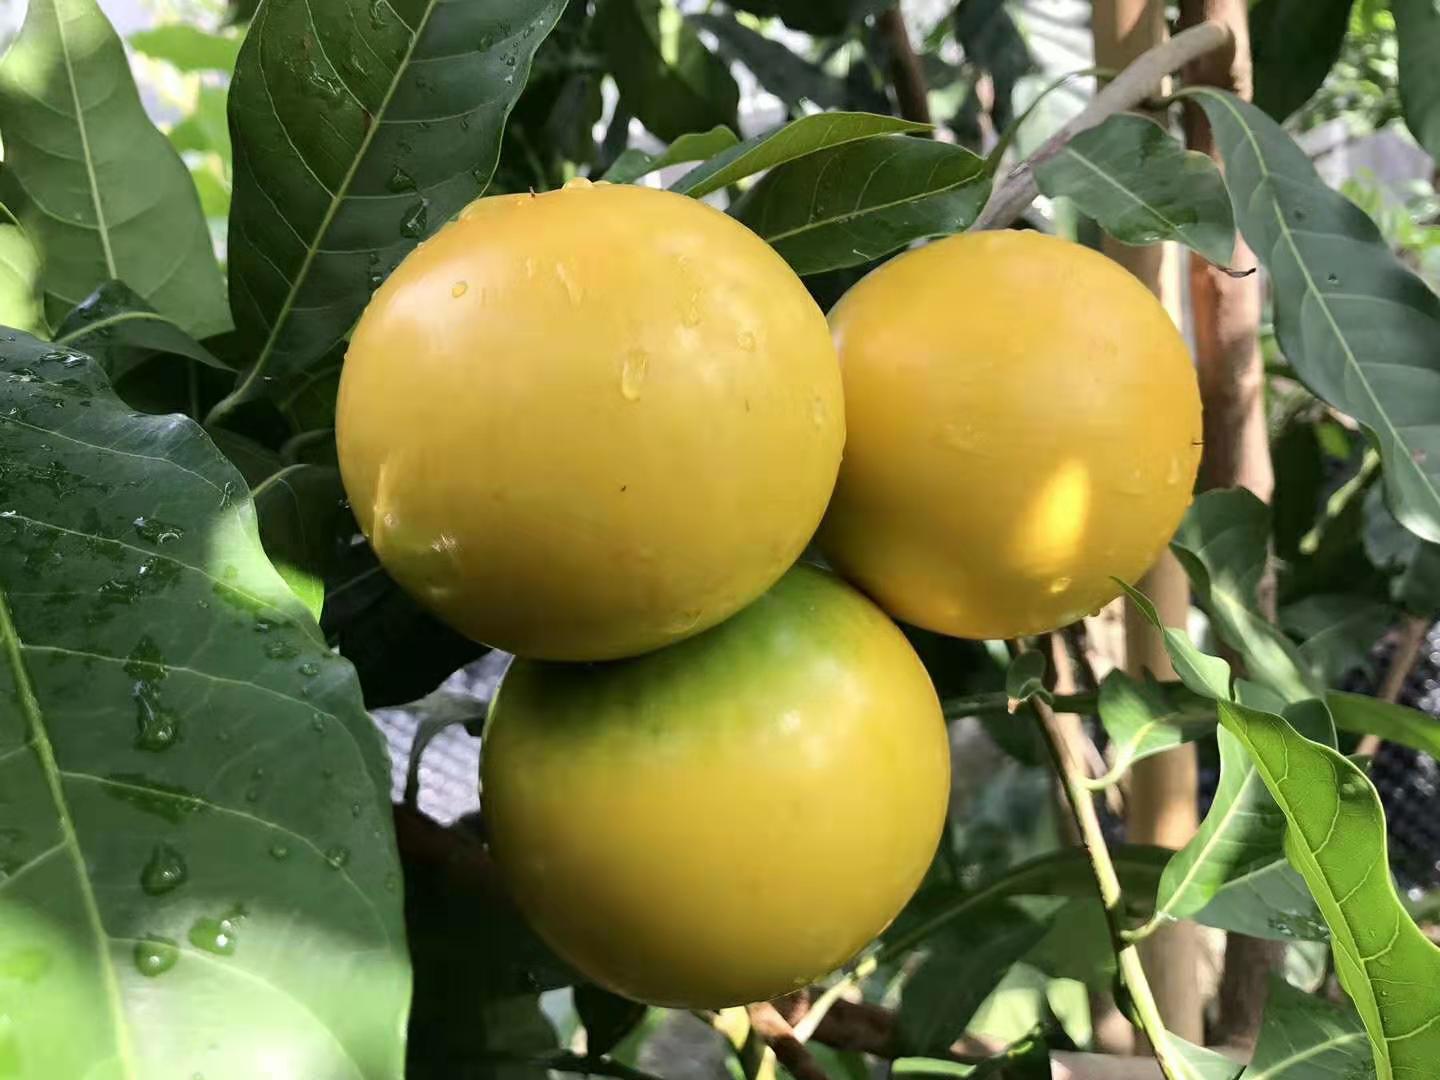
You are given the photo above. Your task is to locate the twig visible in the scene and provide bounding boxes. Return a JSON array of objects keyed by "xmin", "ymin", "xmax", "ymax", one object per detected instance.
[
  {"xmin": 876, "ymin": 6, "xmax": 932, "ymax": 126},
  {"xmin": 969, "ymin": 21, "xmax": 1232, "ymax": 231},
  {"xmin": 1025, "ymin": 666, "xmax": 1190, "ymax": 1080},
  {"xmin": 1357, "ymin": 615, "xmax": 1432, "ymax": 758},
  {"xmin": 747, "ymin": 1002, "xmax": 829, "ymax": 1080}
]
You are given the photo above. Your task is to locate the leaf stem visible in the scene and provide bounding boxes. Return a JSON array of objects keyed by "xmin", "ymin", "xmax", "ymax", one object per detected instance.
[
  {"xmin": 1023, "ymin": 663, "xmax": 1187, "ymax": 1079},
  {"xmin": 969, "ymin": 21, "xmax": 1232, "ymax": 232}
]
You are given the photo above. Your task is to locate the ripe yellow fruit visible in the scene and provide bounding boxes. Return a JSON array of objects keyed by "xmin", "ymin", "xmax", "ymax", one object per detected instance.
[
  {"xmin": 819, "ymin": 230, "xmax": 1202, "ymax": 640},
  {"xmin": 482, "ymin": 565, "xmax": 950, "ymax": 1008},
  {"xmin": 337, "ymin": 179, "xmax": 844, "ymax": 661}
]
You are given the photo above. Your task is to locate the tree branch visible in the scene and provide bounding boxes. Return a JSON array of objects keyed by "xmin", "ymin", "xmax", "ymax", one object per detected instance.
[
  {"xmin": 876, "ymin": 6, "xmax": 932, "ymax": 125},
  {"xmin": 1357, "ymin": 614, "xmax": 1432, "ymax": 758},
  {"xmin": 747, "ymin": 1002, "xmax": 829, "ymax": 1080},
  {"xmin": 969, "ymin": 21, "xmax": 1232, "ymax": 232}
]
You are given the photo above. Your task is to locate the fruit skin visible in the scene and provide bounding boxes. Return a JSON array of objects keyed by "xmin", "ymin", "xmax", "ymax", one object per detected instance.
[
  {"xmin": 818, "ymin": 230, "xmax": 1202, "ymax": 640},
  {"xmin": 481, "ymin": 564, "xmax": 950, "ymax": 1008},
  {"xmin": 336, "ymin": 179, "xmax": 844, "ymax": 661}
]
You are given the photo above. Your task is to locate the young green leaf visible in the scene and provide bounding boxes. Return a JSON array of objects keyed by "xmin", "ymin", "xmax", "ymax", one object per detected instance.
[
  {"xmin": 1093, "ymin": 669, "xmax": 1214, "ymax": 782},
  {"xmin": 1116, "ymin": 581, "xmax": 1232, "ymax": 700},
  {"xmin": 1250, "ymin": 0, "xmax": 1357, "ymax": 122},
  {"xmin": 1219, "ymin": 699, "xmax": 1440, "ymax": 1079},
  {"xmin": 0, "ymin": 0, "xmax": 228, "ymax": 337},
  {"xmin": 216, "ymin": 0, "xmax": 566, "ymax": 425},
  {"xmin": 600, "ymin": 126, "xmax": 739, "ymax": 185},
  {"xmin": 1170, "ymin": 489, "xmax": 1320, "ymax": 703},
  {"xmin": 1033, "ymin": 113, "xmax": 1236, "ymax": 266},
  {"xmin": 128, "ymin": 24, "xmax": 242, "ymax": 74},
  {"xmin": 0, "ymin": 335, "xmax": 408, "ymax": 1077},
  {"xmin": 731, "ymin": 135, "xmax": 990, "ymax": 275},
  {"xmin": 1193, "ymin": 88, "xmax": 1440, "ymax": 547},
  {"xmin": 1005, "ymin": 650, "xmax": 1049, "ymax": 706},
  {"xmin": 669, "ymin": 111, "xmax": 928, "ymax": 199},
  {"xmin": 594, "ymin": 0, "xmax": 739, "ymax": 143},
  {"xmin": 1240, "ymin": 977, "xmax": 1371, "ymax": 1079},
  {"xmin": 1395, "ymin": 0, "xmax": 1440, "ymax": 162},
  {"xmin": 0, "ymin": 204, "xmax": 45, "ymax": 337},
  {"xmin": 1326, "ymin": 690, "xmax": 1440, "ymax": 759},
  {"xmin": 688, "ymin": 13, "xmax": 848, "ymax": 111}
]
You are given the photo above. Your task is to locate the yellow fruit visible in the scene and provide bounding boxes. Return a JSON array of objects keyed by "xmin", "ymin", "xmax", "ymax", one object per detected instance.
[
  {"xmin": 336, "ymin": 179, "xmax": 844, "ymax": 661},
  {"xmin": 818, "ymin": 231, "xmax": 1202, "ymax": 640},
  {"xmin": 482, "ymin": 565, "xmax": 950, "ymax": 1008}
]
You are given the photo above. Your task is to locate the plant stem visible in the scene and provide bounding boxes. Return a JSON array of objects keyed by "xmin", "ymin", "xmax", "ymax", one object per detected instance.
[
  {"xmin": 1026, "ymin": 686, "xmax": 1187, "ymax": 1079},
  {"xmin": 876, "ymin": 6, "xmax": 931, "ymax": 126},
  {"xmin": 969, "ymin": 21, "xmax": 1232, "ymax": 232}
]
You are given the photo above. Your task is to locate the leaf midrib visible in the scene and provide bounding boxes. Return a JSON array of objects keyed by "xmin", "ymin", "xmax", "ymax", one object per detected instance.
[
  {"xmin": 53, "ymin": 0, "xmax": 117, "ymax": 279},
  {"xmin": 1058, "ymin": 142, "xmax": 1199, "ymax": 243},
  {"xmin": 0, "ymin": 586, "xmax": 137, "ymax": 1077},
  {"xmin": 761, "ymin": 160, "xmax": 985, "ymax": 244}
]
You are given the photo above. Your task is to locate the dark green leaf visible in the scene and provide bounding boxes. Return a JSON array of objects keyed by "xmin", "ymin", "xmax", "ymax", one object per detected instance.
[
  {"xmin": 128, "ymin": 24, "xmax": 242, "ymax": 73},
  {"xmin": 1271, "ymin": 418, "xmax": 1324, "ymax": 561},
  {"xmin": 689, "ymin": 13, "xmax": 847, "ymax": 111},
  {"xmin": 216, "ymin": 0, "xmax": 565, "ymax": 424},
  {"xmin": 0, "ymin": 0, "xmax": 229, "ymax": 337},
  {"xmin": 0, "ymin": 335, "xmax": 407, "ymax": 1077},
  {"xmin": 1241, "ymin": 977, "xmax": 1373, "ymax": 1079},
  {"xmin": 1219, "ymin": 699, "xmax": 1440, "ymax": 1079},
  {"xmin": 574, "ymin": 984, "xmax": 647, "ymax": 1057},
  {"xmin": 1279, "ymin": 594, "xmax": 1394, "ymax": 684},
  {"xmin": 1004, "ymin": 650, "xmax": 1048, "ymax": 705},
  {"xmin": 732, "ymin": 135, "xmax": 989, "ymax": 275},
  {"xmin": 670, "ymin": 111, "xmax": 927, "ymax": 199},
  {"xmin": 1094, "ymin": 669, "xmax": 1214, "ymax": 781},
  {"xmin": 396, "ymin": 674, "xmax": 495, "ymax": 806},
  {"xmin": 594, "ymin": 0, "xmax": 739, "ymax": 143},
  {"xmin": 896, "ymin": 904, "xmax": 1053, "ymax": 1055},
  {"xmin": 1327, "ymin": 690, "xmax": 1440, "ymax": 759},
  {"xmin": 0, "ymin": 203, "xmax": 46, "ymax": 337},
  {"xmin": 1195, "ymin": 89, "xmax": 1440, "ymax": 547},
  {"xmin": 1395, "ymin": 0, "xmax": 1440, "ymax": 162},
  {"xmin": 54, "ymin": 281, "xmax": 229, "ymax": 381},
  {"xmin": 252, "ymin": 464, "xmax": 347, "ymax": 621},
  {"xmin": 1171, "ymin": 489, "xmax": 1320, "ymax": 703},
  {"xmin": 1033, "ymin": 113, "xmax": 1236, "ymax": 265},
  {"xmin": 725, "ymin": 0, "xmax": 884, "ymax": 37},
  {"xmin": 1363, "ymin": 484, "xmax": 1440, "ymax": 614},
  {"xmin": 600, "ymin": 125, "xmax": 739, "ymax": 184},
  {"xmin": 1250, "ymin": 0, "xmax": 1357, "ymax": 121}
]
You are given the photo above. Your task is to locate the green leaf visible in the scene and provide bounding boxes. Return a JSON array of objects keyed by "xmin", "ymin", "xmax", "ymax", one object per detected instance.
[
  {"xmin": 1279, "ymin": 594, "xmax": 1396, "ymax": 684},
  {"xmin": 1093, "ymin": 669, "xmax": 1214, "ymax": 781},
  {"xmin": 574, "ymin": 985, "xmax": 647, "ymax": 1057},
  {"xmin": 0, "ymin": 203, "xmax": 46, "ymax": 337},
  {"xmin": 1327, "ymin": 690, "xmax": 1440, "ymax": 759},
  {"xmin": 1219, "ymin": 699, "xmax": 1440, "ymax": 1080},
  {"xmin": 0, "ymin": 335, "xmax": 408, "ymax": 1077},
  {"xmin": 1363, "ymin": 484, "xmax": 1440, "ymax": 614},
  {"xmin": 896, "ymin": 904, "xmax": 1054, "ymax": 1056},
  {"xmin": 1395, "ymin": 0, "xmax": 1440, "ymax": 162},
  {"xmin": 593, "ymin": 0, "xmax": 738, "ymax": 143},
  {"xmin": 1241, "ymin": 977, "xmax": 1372, "ymax": 1079},
  {"xmin": 669, "ymin": 111, "xmax": 928, "ymax": 200},
  {"xmin": 1117, "ymin": 581, "xmax": 1233, "ymax": 699},
  {"xmin": 1194, "ymin": 88, "xmax": 1440, "ymax": 547},
  {"xmin": 600, "ymin": 125, "xmax": 739, "ymax": 184},
  {"xmin": 1160, "ymin": 1037, "xmax": 1244, "ymax": 1080},
  {"xmin": 1033, "ymin": 113, "xmax": 1237, "ymax": 265},
  {"xmin": 731, "ymin": 135, "xmax": 990, "ymax": 276},
  {"xmin": 688, "ymin": 13, "xmax": 847, "ymax": 111},
  {"xmin": 128, "ymin": 24, "xmax": 242, "ymax": 74},
  {"xmin": 54, "ymin": 280, "xmax": 229, "ymax": 380},
  {"xmin": 393, "ymin": 672, "xmax": 495, "ymax": 805},
  {"xmin": 216, "ymin": 0, "xmax": 565, "ymax": 425},
  {"xmin": 0, "ymin": 0, "xmax": 229, "ymax": 338},
  {"xmin": 169, "ymin": 86, "xmax": 232, "ymax": 173},
  {"xmin": 1171, "ymin": 489, "xmax": 1320, "ymax": 703},
  {"xmin": 1004, "ymin": 650, "xmax": 1049, "ymax": 705},
  {"xmin": 1250, "ymin": 0, "xmax": 1357, "ymax": 122},
  {"xmin": 1192, "ymin": 857, "xmax": 1328, "ymax": 943},
  {"xmin": 252, "ymin": 464, "xmax": 347, "ymax": 622},
  {"xmin": 725, "ymin": 0, "xmax": 883, "ymax": 36}
]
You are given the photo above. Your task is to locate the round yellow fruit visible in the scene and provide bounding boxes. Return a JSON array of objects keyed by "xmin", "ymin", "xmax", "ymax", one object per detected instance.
[
  {"xmin": 818, "ymin": 230, "xmax": 1202, "ymax": 640},
  {"xmin": 336, "ymin": 179, "xmax": 844, "ymax": 661},
  {"xmin": 481, "ymin": 565, "xmax": 950, "ymax": 1008}
]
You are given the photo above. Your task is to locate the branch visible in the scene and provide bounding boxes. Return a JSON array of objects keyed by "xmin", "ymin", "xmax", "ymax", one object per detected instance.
[
  {"xmin": 1357, "ymin": 614, "xmax": 1432, "ymax": 758},
  {"xmin": 747, "ymin": 1002, "xmax": 829, "ymax": 1080},
  {"xmin": 1025, "ymin": 678, "xmax": 1189, "ymax": 1080},
  {"xmin": 969, "ymin": 21, "xmax": 1232, "ymax": 232},
  {"xmin": 876, "ymin": 6, "xmax": 932, "ymax": 126}
]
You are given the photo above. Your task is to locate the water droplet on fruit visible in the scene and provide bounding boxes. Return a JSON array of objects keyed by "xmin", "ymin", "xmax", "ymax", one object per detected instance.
[
  {"xmin": 1166, "ymin": 456, "xmax": 1186, "ymax": 486},
  {"xmin": 524, "ymin": 256, "xmax": 536, "ymax": 279},
  {"xmin": 620, "ymin": 349, "xmax": 648, "ymax": 401},
  {"xmin": 668, "ymin": 609, "xmax": 703, "ymax": 635},
  {"xmin": 451, "ymin": 281, "xmax": 468, "ymax": 298},
  {"xmin": 133, "ymin": 936, "xmax": 179, "ymax": 977},
  {"xmin": 563, "ymin": 177, "xmax": 593, "ymax": 190},
  {"xmin": 737, "ymin": 330, "xmax": 756, "ymax": 352},
  {"xmin": 554, "ymin": 262, "xmax": 583, "ymax": 304},
  {"xmin": 941, "ymin": 422, "xmax": 976, "ymax": 450},
  {"xmin": 1048, "ymin": 576, "xmax": 1072, "ymax": 594},
  {"xmin": 811, "ymin": 397, "xmax": 827, "ymax": 427},
  {"xmin": 140, "ymin": 843, "xmax": 187, "ymax": 895}
]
